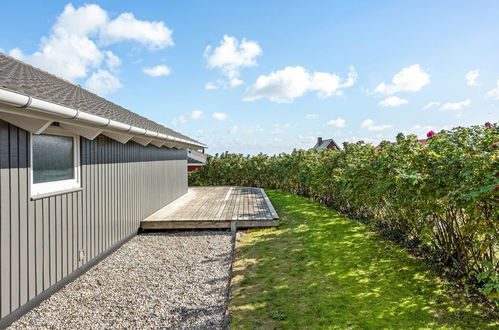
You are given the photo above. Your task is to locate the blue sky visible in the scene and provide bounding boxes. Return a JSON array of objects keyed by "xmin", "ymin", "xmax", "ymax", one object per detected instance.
[{"xmin": 0, "ymin": 1, "xmax": 498, "ymax": 155}]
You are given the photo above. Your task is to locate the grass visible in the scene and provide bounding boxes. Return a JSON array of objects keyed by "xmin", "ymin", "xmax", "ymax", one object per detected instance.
[{"xmin": 229, "ymin": 190, "xmax": 498, "ymax": 329}]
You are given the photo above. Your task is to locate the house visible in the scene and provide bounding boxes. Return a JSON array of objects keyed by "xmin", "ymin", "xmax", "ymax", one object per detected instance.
[
  {"xmin": 311, "ymin": 137, "xmax": 340, "ymax": 150},
  {"xmin": 187, "ymin": 149, "xmax": 208, "ymax": 172},
  {"xmin": 0, "ymin": 53, "xmax": 206, "ymax": 326}
]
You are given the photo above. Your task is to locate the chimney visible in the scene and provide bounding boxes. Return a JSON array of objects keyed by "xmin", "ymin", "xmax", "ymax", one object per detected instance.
[{"xmin": 317, "ymin": 137, "xmax": 323, "ymax": 146}]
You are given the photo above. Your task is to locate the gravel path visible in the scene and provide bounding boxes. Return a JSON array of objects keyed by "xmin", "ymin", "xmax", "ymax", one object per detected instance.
[{"xmin": 10, "ymin": 232, "xmax": 234, "ymax": 329}]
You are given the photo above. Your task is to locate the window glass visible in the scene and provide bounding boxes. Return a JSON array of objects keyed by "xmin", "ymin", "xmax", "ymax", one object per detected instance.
[{"xmin": 32, "ymin": 134, "xmax": 74, "ymax": 184}]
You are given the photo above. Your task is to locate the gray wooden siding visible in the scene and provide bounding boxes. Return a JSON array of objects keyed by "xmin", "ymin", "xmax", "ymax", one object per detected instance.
[{"xmin": 0, "ymin": 120, "xmax": 188, "ymax": 319}]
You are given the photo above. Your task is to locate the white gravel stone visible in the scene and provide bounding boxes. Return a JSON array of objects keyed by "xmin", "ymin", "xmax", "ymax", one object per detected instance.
[{"xmin": 10, "ymin": 231, "xmax": 233, "ymax": 329}]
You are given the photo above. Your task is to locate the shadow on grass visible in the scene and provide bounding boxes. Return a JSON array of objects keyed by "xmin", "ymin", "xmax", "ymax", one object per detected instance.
[{"xmin": 229, "ymin": 190, "xmax": 498, "ymax": 329}]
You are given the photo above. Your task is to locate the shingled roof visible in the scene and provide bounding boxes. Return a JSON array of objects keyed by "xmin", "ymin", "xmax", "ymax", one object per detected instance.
[{"xmin": 0, "ymin": 53, "xmax": 201, "ymax": 145}]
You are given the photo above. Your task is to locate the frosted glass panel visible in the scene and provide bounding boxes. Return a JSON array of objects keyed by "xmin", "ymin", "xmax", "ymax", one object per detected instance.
[{"xmin": 33, "ymin": 134, "xmax": 74, "ymax": 184}]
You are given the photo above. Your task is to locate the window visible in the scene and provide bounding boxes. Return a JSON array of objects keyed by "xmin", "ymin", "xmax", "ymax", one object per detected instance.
[{"xmin": 31, "ymin": 129, "xmax": 80, "ymax": 196}]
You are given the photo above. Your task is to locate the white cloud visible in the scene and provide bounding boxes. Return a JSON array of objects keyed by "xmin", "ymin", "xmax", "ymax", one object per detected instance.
[
  {"xmin": 190, "ymin": 109, "xmax": 203, "ymax": 119},
  {"xmin": 378, "ymin": 96, "xmax": 408, "ymax": 107},
  {"xmin": 485, "ymin": 80, "xmax": 499, "ymax": 99},
  {"xmin": 105, "ymin": 51, "xmax": 121, "ymax": 69},
  {"xmin": 228, "ymin": 125, "xmax": 239, "ymax": 134},
  {"xmin": 271, "ymin": 123, "xmax": 290, "ymax": 135},
  {"xmin": 85, "ymin": 69, "xmax": 122, "ymax": 95},
  {"xmin": 99, "ymin": 12, "xmax": 173, "ymax": 49},
  {"xmin": 213, "ymin": 112, "xmax": 227, "ymax": 120},
  {"xmin": 327, "ymin": 118, "xmax": 346, "ymax": 128},
  {"xmin": 227, "ymin": 125, "xmax": 263, "ymax": 135},
  {"xmin": 204, "ymin": 81, "xmax": 219, "ymax": 90},
  {"xmin": 361, "ymin": 119, "xmax": 391, "ymax": 132},
  {"xmin": 172, "ymin": 115, "xmax": 187, "ymax": 125},
  {"xmin": 422, "ymin": 101, "xmax": 440, "ymax": 110},
  {"xmin": 243, "ymin": 66, "xmax": 357, "ymax": 103},
  {"xmin": 204, "ymin": 35, "xmax": 262, "ymax": 88},
  {"xmin": 374, "ymin": 64, "xmax": 430, "ymax": 95},
  {"xmin": 143, "ymin": 64, "xmax": 171, "ymax": 77},
  {"xmin": 465, "ymin": 70, "xmax": 479, "ymax": 86},
  {"xmin": 8, "ymin": 3, "xmax": 173, "ymax": 93},
  {"xmin": 440, "ymin": 99, "xmax": 471, "ymax": 111},
  {"xmin": 306, "ymin": 114, "xmax": 319, "ymax": 119}
]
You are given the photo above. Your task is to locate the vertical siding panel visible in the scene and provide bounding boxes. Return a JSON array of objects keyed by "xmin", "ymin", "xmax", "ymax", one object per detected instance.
[
  {"xmin": 98, "ymin": 140, "xmax": 103, "ymax": 254},
  {"xmin": 81, "ymin": 141, "xmax": 87, "ymax": 266},
  {"xmin": 35, "ymin": 200, "xmax": 43, "ymax": 294},
  {"xmin": 42, "ymin": 199, "xmax": 49, "ymax": 291},
  {"xmin": 55, "ymin": 195, "xmax": 62, "ymax": 282},
  {"xmin": 27, "ymin": 195, "xmax": 35, "ymax": 300},
  {"xmin": 89, "ymin": 140, "xmax": 95, "ymax": 260},
  {"xmin": 18, "ymin": 129, "xmax": 28, "ymax": 307},
  {"xmin": 86, "ymin": 143, "xmax": 90, "ymax": 263},
  {"xmin": 73, "ymin": 192, "xmax": 78, "ymax": 271},
  {"xmin": 9, "ymin": 125, "xmax": 20, "ymax": 312},
  {"xmin": 61, "ymin": 195, "xmax": 68, "ymax": 279},
  {"xmin": 0, "ymin": 120, "xmax": 11, "ymax": 317},
  {"xmin": 66, "ymin": 193, "xmax": 73, "ymax": 276},
  {"xmin": 48, "ymin": 197, "xmax": 56, "ymax": 286}
]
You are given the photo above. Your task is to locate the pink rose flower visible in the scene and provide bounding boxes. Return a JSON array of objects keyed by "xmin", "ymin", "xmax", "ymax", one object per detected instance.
[
  {"xmin": 485, "ymin": 122, "xmax": 492, "ymax": 127},
  {"xmin": 426, "ymin": 131, "xmax": 435, "ymax": 138}
]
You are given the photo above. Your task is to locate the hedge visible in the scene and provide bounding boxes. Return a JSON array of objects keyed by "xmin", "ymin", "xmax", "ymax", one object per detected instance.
[{"xmin": 189, "ymin": 123, "xmax": 499, "ymax": 302}]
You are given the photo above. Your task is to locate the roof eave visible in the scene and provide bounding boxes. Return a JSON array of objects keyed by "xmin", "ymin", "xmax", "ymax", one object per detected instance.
[{"xmin": 0, "ymin": 88, "xmax": 207, "ymax": 150}]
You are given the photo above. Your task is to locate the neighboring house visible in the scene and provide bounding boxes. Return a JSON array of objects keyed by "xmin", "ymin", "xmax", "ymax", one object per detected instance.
[
  {"xmin": 311, "ymin": 137, "xmax": 340, "ymax": 150},
  {"xmin": 187, "ymin": 149, "xmax": 208, "ymax": 172},
  {"xmin": 0, "ymin": 53, "xmax": 206, "ymax": 325}
]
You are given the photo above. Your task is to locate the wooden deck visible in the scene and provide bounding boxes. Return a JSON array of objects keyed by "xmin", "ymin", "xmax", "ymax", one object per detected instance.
[{"xmin": 141, "ymin": 186, "xmax": 279, "ymax": 230}]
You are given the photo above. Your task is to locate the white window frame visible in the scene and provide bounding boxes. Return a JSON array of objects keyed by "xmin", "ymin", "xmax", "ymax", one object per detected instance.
[{"xmin": 30, "ymin": 127, "xmax": 81, "ymax": 197}]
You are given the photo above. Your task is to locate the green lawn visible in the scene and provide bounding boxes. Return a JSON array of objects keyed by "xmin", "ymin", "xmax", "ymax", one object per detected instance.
[{"xmin": 229, "ymin": 190, "xmax": 498, "ymax": 329}]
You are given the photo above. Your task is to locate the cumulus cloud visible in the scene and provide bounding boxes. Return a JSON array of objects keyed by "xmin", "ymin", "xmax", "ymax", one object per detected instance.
[
  {"xmin": 422, "ymin": 101, "xmax": 440, "ymax": 110},
  {"xmin": 105, "ymin": 51, "xmax": 121, "ymax": 69},
  {"xmin": 327, "ymin": 118, "xmax": 346, "ymax": 128},
  {"xmin": 440, "ymin": 99, "xmax": 471, "ymax": 111},
  {"xmin": 465, "ymin": 70, "xmax": 479, "ymax": 86},
  {"xmin": 361, "ymin": 119, "xmax": 391, "ymax": 132},
  {"xmin": 143, "ymin": 65, "xmax": 171, "ymax": 77},
  {"xmin": 190, "ymin": 109, "xmax": 203, "ymax": 119},
  {"xmin": 204, "ymin": 35, "xmax": 262, "ymax": 88},
  {"xmin": 99, "ymin": 12, "xmax": 173, "ymax": 49},
  {"xmin": 9, "ymin": 3, "xmax": 173, "ymax": 94},
  {"xmin": 85, "ymin": 69, "xmax": 122, "ymax": 95},
  {"xmin": 374, "ymin": 64, "xmax": 430, "ymax": 95},
  {"xmin": 378, "ymin": 96, "xmax": 408, "ymax": 107},
  {"xmin": 243, "ymin": 66, "xmax": 357, "ymax": 103},
  {"xmin": 172, "ymin": 115, "xmax": 187, "ymax": 125},
  {"xmin": 213, "ymin": 112, "xmax": 227, "ymax": 120},
  {"xmin": 485, "ymin": 80, "xmax": 499, "ymax": 99}
]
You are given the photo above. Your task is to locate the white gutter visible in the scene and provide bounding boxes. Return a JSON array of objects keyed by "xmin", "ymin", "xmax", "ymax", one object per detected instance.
[{"xmin": 0, "ymin": 88, "xmax": 207, "ymax": 149}]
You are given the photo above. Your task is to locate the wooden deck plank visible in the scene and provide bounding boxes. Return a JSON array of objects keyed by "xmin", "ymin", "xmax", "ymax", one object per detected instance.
[{"xmin": 142, "ymin": 186, "xmax": 279, "ymax": 229}]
